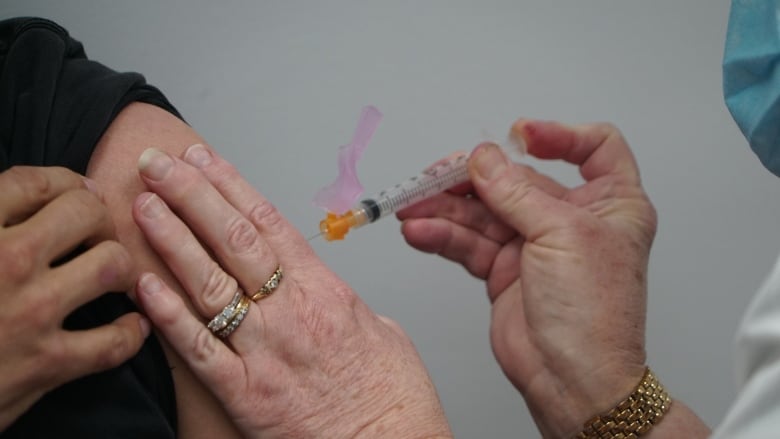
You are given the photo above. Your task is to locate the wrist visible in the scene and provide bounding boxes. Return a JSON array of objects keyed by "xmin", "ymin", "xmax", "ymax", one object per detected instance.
[
  {"xmin": 574, "ymin": 367, "xmax": 671, "ymax": 438},
  {"xmin": 523, "ymin": 362, "xmax": 648, "ymax": 438}
]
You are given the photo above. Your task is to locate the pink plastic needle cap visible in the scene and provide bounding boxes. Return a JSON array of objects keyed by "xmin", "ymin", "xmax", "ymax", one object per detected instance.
[{"xmin": 312, "ymin": 105, "xmax": 382, "ymax": 214}]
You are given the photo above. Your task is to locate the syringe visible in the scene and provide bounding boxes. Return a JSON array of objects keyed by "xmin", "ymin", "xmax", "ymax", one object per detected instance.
[{"xmin": 317, "ymin": 152, "xmax": 470, "ymax": 241}]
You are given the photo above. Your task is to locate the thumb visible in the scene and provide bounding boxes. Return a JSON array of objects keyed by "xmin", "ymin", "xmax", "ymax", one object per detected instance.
[{"xmin": 468, "ymin": 143, "xmax": 572, "ymax": 240}]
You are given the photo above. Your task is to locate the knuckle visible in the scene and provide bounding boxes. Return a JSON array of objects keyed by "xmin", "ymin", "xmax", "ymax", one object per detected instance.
[
  {"xmin": 331, "ymin": 284, "xmax": 359, "ymax": 308},
  {"xmin": 189, "ymin": 325, "xmax": 220, "ymax": 366},
  {"xmin": 200, "ymin": 264, "xmax": 237, "ymax": 309},
  {"xmin": 96, "ymin": 330, "xmax": 134, "ymax": 370},
  {"xmin": 312, "ymin": 294, "xmax": 361, "ymax": 341},
  {"xmin": 0, "ymin": 236, "xmax": 39, "ymax": 281},
  {"xmin": 153, "ymin": 297, "xmax": 181, "ymax": 328},
  {"xmin": 66, "ymin": 189, "xmax": 107, "ymax": 222},
  {"xmin": 593, "ymin": 122, "xmax": 629, "ymax": 147},
  {"xmin": 4, "ymin": 166, "xmax": 53, "ymax": 201},
  {"xmin": 248, "ymin": 200, "xmax": 284, "ymax": 234},
  {"xmin": 93, "ymin": 241, "xmax": 136, "ymax": 287},
  {"xmin": 644, "ymin": 200, "xmax": 658, "ymax": 233},
  {"xmin": 225, "ymin": 216, "xmax": 260, "ymax": 254}
]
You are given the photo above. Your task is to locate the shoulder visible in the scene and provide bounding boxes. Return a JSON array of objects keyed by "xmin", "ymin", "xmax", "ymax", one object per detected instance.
[{"xmin": 0, "ymin": 17, "xmax": 180, "ymax": 173}]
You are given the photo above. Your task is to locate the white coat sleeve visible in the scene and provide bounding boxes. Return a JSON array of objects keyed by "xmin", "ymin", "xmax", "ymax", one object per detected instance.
[{"xmin": 711, "ymin": 253, "xmax": 780, "ymax": 438}]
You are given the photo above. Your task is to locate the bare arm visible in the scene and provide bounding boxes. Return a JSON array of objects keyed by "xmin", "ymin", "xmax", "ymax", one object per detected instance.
[{"xmin": 86, "ymin": 102, "xmax": 242, "ymax": 439}]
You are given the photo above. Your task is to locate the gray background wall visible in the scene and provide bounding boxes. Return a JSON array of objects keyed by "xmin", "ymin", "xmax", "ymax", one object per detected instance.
[{"xmin": 5, "ymin": 1, "xmax": 780, "ymax": 437}]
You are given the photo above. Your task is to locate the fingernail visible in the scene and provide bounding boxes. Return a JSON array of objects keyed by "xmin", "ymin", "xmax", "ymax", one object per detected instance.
[
  {"xmin": 139, "ymin": 272, "xmax": 163, "ymax": 296},
  {"xmin": 82, "ymin": 177, "xmax": 99, "ymax": 194},
  {"xmin": 424, "ymin": 151, "xmax": 468, "ymax": 172},
  {"xmin": 508, "ymin": 131, "xmax": 528, "ymax": 155},
  {"xmin": 472, "ymin": 143, "xmax": 508, "ymax": 180},
  {"xmin": 138, "ymin": 148, "xmax": 173, "ymax": 181},
  {"xmin": 139, "ymin": 317, "xmax": 151, "ymax": 338},
  {"xmin": 183, "ymin": 144, "xmax": 212, "ymax": 168},
  {"xmin": 139, "ymin": 193, "xmax": 165, "ymax": 219}
]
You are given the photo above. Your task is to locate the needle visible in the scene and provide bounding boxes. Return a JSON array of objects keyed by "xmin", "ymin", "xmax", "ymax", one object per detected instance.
[{"xmin": 307, "ymin": 232, "xmax": 323, "ymax": 241}]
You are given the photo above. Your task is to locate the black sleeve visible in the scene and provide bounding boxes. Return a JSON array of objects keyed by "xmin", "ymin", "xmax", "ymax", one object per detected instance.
[
  {"xmin": 0, "ymin": 16, "xmax": 182, "ymax": 172},
  {"xmin": 0, "ymin": 17, "xmax": 178, "ymax": 438}
]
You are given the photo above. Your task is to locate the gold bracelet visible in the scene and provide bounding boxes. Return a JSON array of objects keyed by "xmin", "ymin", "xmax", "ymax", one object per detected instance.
[{"xmin": 575, "ymin": 367, "xmax": 671, "ymax": 439}]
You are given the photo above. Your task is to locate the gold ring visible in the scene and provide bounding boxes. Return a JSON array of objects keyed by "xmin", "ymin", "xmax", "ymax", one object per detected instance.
[
  {"xmin": 217, "ymin": 295, "xmax": 251, "ymax": 338},
  {"xmin": 251, "ymin": 266, "xmax": 283, "ymax": 301},
  {"xmin": 207, "ymin": 290, "xmax": 243, "ymax": 332}
]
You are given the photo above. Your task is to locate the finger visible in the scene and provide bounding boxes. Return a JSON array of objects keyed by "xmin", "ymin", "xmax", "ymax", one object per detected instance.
[
  {"xmin": 56, "ymin": 312, "xmax": 150, "ymax": 384},
  {"xmin": 423, "ymin": 151, "xmax": 469, "ymax": 171},
  {"xmin": 511, "ymin": 119, "xmax": 641, "ymax": 184},
  {"xmin": 468, "ymin": 143, "xmax": 576, "ymax": 240},
  {"xmin": 135, "ymin": 272, "xmax": 246, "ymax": 403},
  {"xmin": 136, "ymin": 149, "xmax": 279, "ymax": 298},
  {"xmin": 445, "ymin": 180, "xmax": 475, "ymax": 197},
  {"xmin": 47, "ymin": 240, "xmax": 136, "ymax": 315},
  {"xmin": 424, "ymin": 152, "xmax": 478, "ymax": 196},
  {"xmin": 401, "ymin": 217, "xmax": 501, "ymax": 279},
  {"xmin": 514, "ymin": 163, "xmax": 570, "ymax": 199},
  {"xmin": 436, "ymin": 151, "xmax": 570, "ymax": 198},
  {"xmin": 0, "ymin": 166, "xmax": 92, "ymax": 227},
  {"xmin": 179, "ymin": 144, "xmax": 316, "ymax": 271},
  {"xmin": 398, "ymin": 161, "xmax": 569, "ymax": 243},
  {"xmin": 396, "ymin": 192, "xmax": 516, "ymax": 243},
  {"xmin": 133, "ymin": 191, "xmax": 241, "ymax": 319},
  {"xmin": 133, "ymin": 191, "xmax": 279, "ymax": 354},
  {"xmin": 17, "ymin": 188, "xmax": 115, "ymax": 264}
]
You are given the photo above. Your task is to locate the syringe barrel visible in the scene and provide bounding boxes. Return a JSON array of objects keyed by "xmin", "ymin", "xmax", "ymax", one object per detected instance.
[{"xmin": 358, "ymin": 153, "xmax": 470, "ymax": 222}]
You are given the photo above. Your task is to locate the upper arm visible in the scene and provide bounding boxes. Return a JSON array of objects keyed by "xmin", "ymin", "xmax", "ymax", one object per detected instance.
[{"xmin": 86, "ymin": 102, "xmax": 242, "ymax": 439}]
